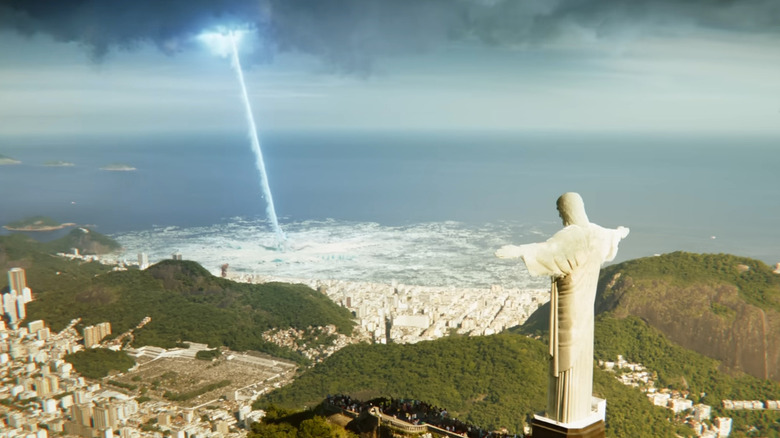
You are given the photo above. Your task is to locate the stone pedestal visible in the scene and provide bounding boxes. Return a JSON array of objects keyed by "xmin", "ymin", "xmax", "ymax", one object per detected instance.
[{"xmin": 531, "ymin": 416, "xmax": 605, "ymax": 438}]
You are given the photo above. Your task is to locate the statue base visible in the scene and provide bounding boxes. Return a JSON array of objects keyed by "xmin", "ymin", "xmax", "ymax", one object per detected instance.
[
  {"xmin": 531, "ymin": 415, "xmax": 606, "ymax": 438},
  {"xmin": 531, "ymin": 416, "xmax": 605, "ymax": 438},
  {"xmin": 531, "ymin": 398, "xmax": 606, "ymax": 438}
]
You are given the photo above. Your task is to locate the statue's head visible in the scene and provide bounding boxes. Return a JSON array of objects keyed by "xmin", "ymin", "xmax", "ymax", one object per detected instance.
[{"xmin": 557, "ymin": 192, "xmax": 589, "ymax": 226}]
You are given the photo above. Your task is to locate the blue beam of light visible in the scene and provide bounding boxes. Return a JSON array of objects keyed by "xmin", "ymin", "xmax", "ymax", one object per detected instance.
[{"xmin": 199, "ymin": 29, "xmax": 286, "ymax": 246}]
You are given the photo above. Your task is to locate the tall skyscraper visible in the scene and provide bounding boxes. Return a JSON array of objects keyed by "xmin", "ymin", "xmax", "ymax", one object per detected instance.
[
  {"xmin": 71, "ymin": 403, "xmax": 93, "ymax": 427},
  {"xmin": 15, "ymin": 297, "xmax": 25, "ymax": 320},
  {"xmin": 84, "ymin": 326, "xmax": 99, "ymax": 348},
  {"xmin": 93, "ymin": 405, "xmax": 114, "ymax": 430},
  {"xmin": 83, "ymin": 322, "xmax": 112, "ymax": 347},
  {"xmin": 3, "ymin": 268, "xmax": 32, "ymax": 327},
  {"xmin": 97, "ymin": 322, "xmax": 112, "ymax": 339},
  {"xmin": 7, "ymin": 267, "xmax": 26, "ymax": 293},
  {"xmin": 3, "ymin": 292, "xmax": 18, "ymax": 324}
]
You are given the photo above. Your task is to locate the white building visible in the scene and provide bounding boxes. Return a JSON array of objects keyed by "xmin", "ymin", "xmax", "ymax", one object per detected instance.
[
  {"xmin": 670, "ymin": 398, "xmax": 693, "ymax": 413},
  {"xmin": 715, "ymin": 417, "xmax": 732, "ymax": 437},
  {"xmin": 649, "ymin": 392, "xmax": 671, "ymax": 407},
  {"xmin": 693, "ymin": 403, "xmax": 712, "ymax": 421},
  {"xmin": 392, "ymin": 314, "xmax": 430, "ymax": 330}
]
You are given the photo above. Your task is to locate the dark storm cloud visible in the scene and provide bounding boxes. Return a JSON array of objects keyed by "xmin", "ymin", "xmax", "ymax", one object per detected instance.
[{"xmin": 1, "ymin": 0, "xmax": 778, "ymax": 71}]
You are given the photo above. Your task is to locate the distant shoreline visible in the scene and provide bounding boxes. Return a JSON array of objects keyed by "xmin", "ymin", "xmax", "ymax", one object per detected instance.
[{"xmin": 3, "ymin": 222, "xmax": 77, "ymax": 232}]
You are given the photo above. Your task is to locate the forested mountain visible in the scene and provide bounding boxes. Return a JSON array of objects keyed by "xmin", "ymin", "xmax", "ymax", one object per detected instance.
[
  {"xmin": 596, "ymin": 252, "xmax": 780, "ymax": 381},
  {"xmin": 0, "ymin": 234, "xmax": 354, "ymax": 363},
  {"xmin": 260, "ymin": 313, "xmax": 780, "ymax": 436},
  {"xmin": 259, "ymin": 332, "xmax": 677, "ymax": 437},
  {"xmin": 45, "ymin": 227, "xmax": 122, "ymax": 254}
]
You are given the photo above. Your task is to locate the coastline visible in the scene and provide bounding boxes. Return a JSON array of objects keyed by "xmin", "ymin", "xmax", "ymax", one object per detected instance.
[{"xmin": 3, "ymin": 222, "xmax": 77, "ymax": 232}]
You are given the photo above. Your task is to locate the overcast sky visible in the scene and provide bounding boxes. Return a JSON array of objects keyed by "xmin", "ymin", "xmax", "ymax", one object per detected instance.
[{"xmin": 1, "ymin": 0, "xmax": 779, "ymax": 136}]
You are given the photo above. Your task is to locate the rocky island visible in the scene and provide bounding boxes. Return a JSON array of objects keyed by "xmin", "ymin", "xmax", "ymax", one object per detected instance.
[
  {"xmin": 100, "ymin": 163, "xmax": 136, "ymax": 171},
  {"xmin": 44, "ymin": 160, "xmax": 75, "ymax": 167},
  {"xmin": 3, "ymin": 216, "xmax": 76, "ymax": 231},
  {"xmin": 0, "ymin": 153, "xmax": 21, "ymax": 165}
]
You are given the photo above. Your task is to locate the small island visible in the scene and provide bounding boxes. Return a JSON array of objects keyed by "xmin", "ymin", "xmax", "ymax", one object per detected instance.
[
  {"xmin": 100, "ymin": 163, "xmax": 136, "ymax": 171},
  {"xmin": 44, "ymin": 160, "xmax": 75, "ymax": 167},
  {"xmin": 4, "ymin": 216, "xmax": 76, "ymax": 232},
  {"xmin": 0, "ymin": 153, "xmax": 21, "ymax": 165}
]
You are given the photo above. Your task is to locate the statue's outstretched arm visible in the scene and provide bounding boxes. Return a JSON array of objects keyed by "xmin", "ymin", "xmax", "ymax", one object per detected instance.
[
  {"xmin": 495, "ymin": 245, "xmax": 524, "ymax": 259},
  {"xmin": 596, "ymin": 225, "xmax": 630, "ymax": 262},
  {"xmin": 496, "ymin": 226, "xmax": 589, "ymax": 277}
]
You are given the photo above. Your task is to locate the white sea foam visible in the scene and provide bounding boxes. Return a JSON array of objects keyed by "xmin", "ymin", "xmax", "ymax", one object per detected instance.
[{"xmin": 112, "ymin": 218, "xmax": 548, "ymax": 290}]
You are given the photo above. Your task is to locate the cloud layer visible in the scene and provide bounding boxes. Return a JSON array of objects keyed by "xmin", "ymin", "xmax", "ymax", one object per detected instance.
[{"xmin": 1, "ymin": 0, "xmax": 778, "ymax": 71}]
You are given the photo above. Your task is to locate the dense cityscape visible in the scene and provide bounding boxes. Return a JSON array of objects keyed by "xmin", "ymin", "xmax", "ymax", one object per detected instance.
[
  {"xmin": 4, "ymin": 245, "xmax": 780, "ymax": 437},
  {"xmin": 0, "ymin": 253, "xmax": 550, "ymax": 437}
]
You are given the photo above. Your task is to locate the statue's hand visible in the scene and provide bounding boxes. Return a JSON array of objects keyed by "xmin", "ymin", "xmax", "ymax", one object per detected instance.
[{"xmin": 495, "ymin": 245, "xmax": 522, "ymax": 259}]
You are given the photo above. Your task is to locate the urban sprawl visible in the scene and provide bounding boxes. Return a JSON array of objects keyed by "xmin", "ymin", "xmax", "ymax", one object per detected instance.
[{"xmin": 0, "ymin": 251, "xmax": 759, "ymax": 437}]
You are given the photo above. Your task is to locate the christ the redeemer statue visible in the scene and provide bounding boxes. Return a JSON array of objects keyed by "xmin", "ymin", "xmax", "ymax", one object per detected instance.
[{"xmin": 496, "ymin": 193, "xmax": 629, "ymax": 427}]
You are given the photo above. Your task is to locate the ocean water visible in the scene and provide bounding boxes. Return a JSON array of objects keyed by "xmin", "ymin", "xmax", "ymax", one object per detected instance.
[{"xmin": 0, "ymin": 130, "xmax": 777, "ymax": 287}]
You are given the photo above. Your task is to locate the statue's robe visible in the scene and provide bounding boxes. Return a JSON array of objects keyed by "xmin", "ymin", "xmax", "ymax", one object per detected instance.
[{"xmin": 518, "ymin": 223, "xmax": 626, "ymax": 423}]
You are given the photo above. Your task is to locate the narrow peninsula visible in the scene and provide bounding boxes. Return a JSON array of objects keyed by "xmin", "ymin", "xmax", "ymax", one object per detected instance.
[{"xmin": 4, "ymin": 216, "xmax": 76, "ymax": 232}]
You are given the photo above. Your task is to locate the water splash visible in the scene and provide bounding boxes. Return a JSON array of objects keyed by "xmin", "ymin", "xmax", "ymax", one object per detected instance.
[{"xmin": 112, "ymin": 218, "xmax": 548, "ymax": 290}]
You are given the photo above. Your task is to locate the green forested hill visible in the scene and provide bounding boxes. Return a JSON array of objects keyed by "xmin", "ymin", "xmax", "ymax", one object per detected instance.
[
  {"xmin": 0, "ymin": 235, "xmax": 354, "ymax": 363},
  {"xmin": 0, "ymin": 233, "xmax": 111, "ymax": 292},
  {"xmin": 595, "ymin": 252, "xmax": 780, "ymax": 381},
  {"xmin": 261, "ymin": 313, "xmax": 780, "ymax": 437},
  {"xmin": 44, "ymin": 227, "xmax": 121, "ymax": 254},
  {"xmin": 593, "ymin": 315, "xmax": 780, "ymax": 436},
  {"xmin": 597, "ymin": 251, "xmax": 780, "ymax": 312},
  {"xmin": 259, "ymin": 333, "xmax": 676, "ymax": 437}
]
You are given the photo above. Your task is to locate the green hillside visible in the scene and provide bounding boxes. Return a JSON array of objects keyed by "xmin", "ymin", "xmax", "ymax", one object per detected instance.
[
  {"xmin": 64, "ymin": 348, "xmax": 136, "ymax": 379},
  {"xmin": 596, "ymin": 252, "xmax": 780, "ymax": 381},
  {"xmin": 594, "ymin": 315, "xmax": 780, "ymax": 436},
  {"xmin": 43, "ymin": 227, "xmax": 121, "ymax": 254},
  {"xmin": 598, "ymin": 251, "xmax": 780, "ymax": 312},
  {"xmin": 261, "ymin": 313, "xmax": 780, "ymax": 436},
  {"xmin": 258, "ymin": 333, "xmax": 676, "ymax": 437},
  {"xmin": 0, "ymin": 235, "xmax": 354, "ymax": 363},
  {"xmin": 0, "ymin": 233, "xmax": 110, "ymax": 293}
]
